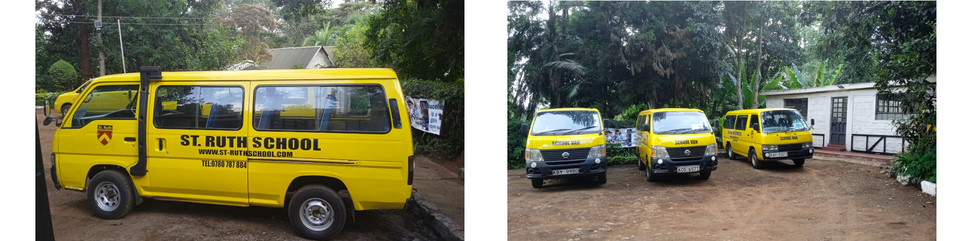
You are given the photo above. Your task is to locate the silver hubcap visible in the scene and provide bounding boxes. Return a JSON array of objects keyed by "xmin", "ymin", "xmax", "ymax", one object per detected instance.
[
  {"xmin": 751, "ymin": 152, "xmax": 757, "ymax": 166},
  {"xmin": 727, "ymin": 146, "xmax": 732, "ymax": 157},
  {"xmin": 95, "ymin": 182, "xmax": 120, "ymax": 211},
  {"xmin": 300, "ymin": 198, "xmax": 334, "ymax": 231}
]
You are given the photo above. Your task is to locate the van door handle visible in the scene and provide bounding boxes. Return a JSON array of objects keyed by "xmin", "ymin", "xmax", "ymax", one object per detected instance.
[{"xmin": 124, "ymin": 137, "xmax": 136, "ymax": 142}]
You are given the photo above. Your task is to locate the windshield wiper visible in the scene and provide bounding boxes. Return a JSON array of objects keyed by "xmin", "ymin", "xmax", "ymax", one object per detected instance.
[
  {"xmin": 534, "ymin": 128, "xmax": 570, "ymax": 135},
  {"xmin": 658, "ymin": 128, "xmax": 693, "ymax": 134},
  {"xmin": 567, "ymin": 125, "xmax": 598, "ymax": 133}
]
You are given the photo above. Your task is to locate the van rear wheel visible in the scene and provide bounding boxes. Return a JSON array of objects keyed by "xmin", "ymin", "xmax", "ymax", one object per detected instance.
[
  {"xmin": 288, "ymin": 185, "xmax": 346, "ymax": 240},
  {"xmin": 637, "ymin": 158, "xmax": 646, "ymax": 171},
  {"xmin": 87, "ymin": 170, "xmax": 134, "ymax": 219},
  {"xmin": 726, "ymin": 144, "xmax": 736, "ymax": 160}
]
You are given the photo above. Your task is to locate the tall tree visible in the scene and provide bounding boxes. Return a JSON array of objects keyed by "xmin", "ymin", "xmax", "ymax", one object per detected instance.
[{"xmin": 365, "ymin": 0, "xmax": 464, "ymax": 82}]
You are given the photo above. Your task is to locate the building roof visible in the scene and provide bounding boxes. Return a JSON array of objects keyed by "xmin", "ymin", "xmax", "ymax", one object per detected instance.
[
  {"xmin": 258, "ymin": 46, "xmax": 331, "ymax": 70},
  {"xmin": 760, "ymin": 82, "xmax": 876, "ymax": 96}
]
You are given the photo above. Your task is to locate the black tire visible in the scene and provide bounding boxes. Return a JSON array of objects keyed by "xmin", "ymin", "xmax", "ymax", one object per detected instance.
[
  {"xmin": 698, "ymin": 170, "xmax": 712, "ymax": 180},
  {"xmin": 749, "ymin": 148, "xmax": 763, "ymax": 169},
  {"xmin": 531, "ymin": 179, "xmax": 543, "ymax": 188},
  {"xmin": 596, "ymin": 173, "xmax": 607, "ymax": 185},
  {"xmin": 637, "ymin": 158, "xmax": 646, "ymax": 171},
  {"xmin": 87, "ymin": 170, "xmax": 134, "ymax": 219},
  {"xmin": 288, "ymin": 185, "xmax": 346, "ymax": 240},
  {"xmin": 645, "ymin": 162, "xmax": 658, "ymax": 182},
  {"xmin": 793, "ymin": 159, "xmax": 805, "ymax": 167},
  {"xmin": 61, "ymin": 104, "xmax": 71, "ymax": 117},
  {"xmin": 726, "ymin": 143, "xmax": 736, "ymax": 160}
]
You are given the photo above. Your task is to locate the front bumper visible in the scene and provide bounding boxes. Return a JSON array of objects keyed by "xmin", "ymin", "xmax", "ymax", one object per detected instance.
[
  {"xmin": 525, "ymin": 156, "xmax": 607, "ymax": 180},
  {"xmin": 648, "ymin": 155, "xmax": 718, "ymax": 175},
  {"xmin": 760, "ymin": 147, "xmax": 814, "ymax": 161}
]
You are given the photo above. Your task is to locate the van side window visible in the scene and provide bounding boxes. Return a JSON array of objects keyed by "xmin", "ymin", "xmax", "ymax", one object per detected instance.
[
  {"xmin": 70, "ymin": 84, "xmax": 139, "ymax": 128},
  {"xmin": 748, "ymin": 114, "xmax": 759, "ymax": 130},
  {"xmin": 254, "ymin": 85, "xmax": 391, "ymax": 133},
  {"xmin": 735, "ymin": 115, "xmax": 748, "ymax": 130},
  {"xmin": 724, "ymin": 115, "xmax": 735, "ymax": 129},
  {"xmin": 154, "ymin": 86, "xmax": 244, "ymax": 130},
  {"xmin": 636, "ymin": 115, "xmax": 646, "ymax": 131}
]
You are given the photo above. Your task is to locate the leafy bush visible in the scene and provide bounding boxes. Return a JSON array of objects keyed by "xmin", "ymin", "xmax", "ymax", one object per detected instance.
[
  {"xmin": 603, "ymin": 119, "xmax": 633, "ymax": 129},
  {"xmin": 891, "ymin": 138, "xmax": 936, "ymax": 184},
  {"xmin": 607, "ymin": 142, "xmax": 638, "ymax": 166},
  {"xmin": 508, "ymin": 118, "xmax": 528, "ymax": 169},
  {"xmin": 401, "ymin": 79, "xmax": 464, "ymax": 161},
  {"xmin": 35, "ymin": 89, "xmax": 58, "ymax": 107},
  {"xmin": 44, "ymin": 60, "xmax": 79, "ymax": 92}
]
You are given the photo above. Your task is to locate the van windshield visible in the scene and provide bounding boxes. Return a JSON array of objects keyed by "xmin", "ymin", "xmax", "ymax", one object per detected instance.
[
  {"xmin": 652, "ymin": 111, "xmax": 712, "ymax": 135},
  {"xmin": 530, "ymin": 110, "xmax": 601, "ymax": 136},
  {"xmin": 761, "ymin": 110, "xmax": 809, "ymax": 133}
]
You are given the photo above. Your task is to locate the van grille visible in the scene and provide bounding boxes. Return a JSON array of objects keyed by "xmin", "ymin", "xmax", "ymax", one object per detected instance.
[
  {"xmin": 666, "ymin": 146, "xmax": 706, "ymax": 158},
  {"xmin": 778, "ymin": 143, "xmax": 802, "ymax": 151},
  {"xmin": 541, "ymin": 148, "xmax": 590, "ymax": 161}
]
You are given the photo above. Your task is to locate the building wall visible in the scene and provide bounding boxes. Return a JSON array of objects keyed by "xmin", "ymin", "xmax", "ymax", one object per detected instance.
[
  {"xmin": 306, "ymin": 50, "xmax": 333, "ymax": 68},
  {"xmin": 766, "ymin": 88, "xmax": 906, "ymax": 153}
]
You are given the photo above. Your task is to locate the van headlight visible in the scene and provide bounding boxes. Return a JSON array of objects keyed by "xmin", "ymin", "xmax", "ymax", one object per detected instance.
[
  {"xmin": 801, "ymin": 142, "xmax": 813, "ymax": 148},
  {"xmin": 705, "ymin": 143, "xmax": 717, "ymax": 156},
  {"xmin": 587, "ymin": 145, "xmax": 605, "ymax": 159},
  {"xmin": 525, "ymin": 148, "xmax": 544, "ymax": 163},
  {"xmin": 762, "ymin": 144, "xmax": 778, "ymax": 152},
  {"xmin": 650, "ymin": 146, "xmax": 669, "ymax": 159}
]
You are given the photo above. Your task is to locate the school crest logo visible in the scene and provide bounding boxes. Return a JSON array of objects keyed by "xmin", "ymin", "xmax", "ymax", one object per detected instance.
[{"xmin": 97, "ymin": 125, "xmax": 113, "ymax": 145}]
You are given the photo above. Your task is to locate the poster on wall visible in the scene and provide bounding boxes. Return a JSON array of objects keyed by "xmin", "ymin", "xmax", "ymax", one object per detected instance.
[
  {"xmin": 405, "ymin": 96, "xmax": 444, "ymax": 135},
  {"xmin": 605, "ymin": 128, "xmax": 638, "ymax": 148}
]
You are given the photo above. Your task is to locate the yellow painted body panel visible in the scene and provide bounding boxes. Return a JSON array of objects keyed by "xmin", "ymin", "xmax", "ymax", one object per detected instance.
[
  {"xmin": 634, "ymin": 108, "xmax": 717, "ymax": 166},
  {"xmin": 524, "ymin": 108, "xmax": 606, "ymax": 150},
  {"xmin": 721, "ymin": 108, "xmax": 813, "ymax": 158},
  {"xmin": 51, "ymin": 68, "xmax": 413, "ymax": 211},
  {"xmin": 53, "ymin": 80, "xmax": 91, "ymax": 114}
]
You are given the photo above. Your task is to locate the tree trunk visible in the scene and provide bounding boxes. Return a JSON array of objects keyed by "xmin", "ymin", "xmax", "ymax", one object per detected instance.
[
  {"xmin": 752, "ymin": 25, "xmax": 764, "ymax": 108},
  {"xmin": 734, "ymin": 36, "xmax": 744, "ymax": 110},
  {"xmin": 73, "ymin": 0, "xmax": 92, "ymax": 82}
]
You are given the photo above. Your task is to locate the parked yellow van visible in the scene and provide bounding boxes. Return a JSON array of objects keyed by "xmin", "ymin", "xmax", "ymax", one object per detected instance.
[
  {"xmin": 44, "ymin": 67, "xmax": 414, "ymax": 240},
  {"xmin": 721, "ymin": 108, "xmax": 814, "ymax": 169},
  {"xmin": 520, "ymin": 108, "xmax": 606, "ymax": 188},
  {"xmin": 52, "ymin": 80, "xmax": 92, "ymax": 115},
  {"xmin": 634, "ymin": 108, "xmax": 718, "ymax": 182}
]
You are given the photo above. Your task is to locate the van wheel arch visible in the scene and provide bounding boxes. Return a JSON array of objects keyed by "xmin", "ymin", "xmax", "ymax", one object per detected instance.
[
  {"xmin": 86, "ymin": 165, "xmax": 143, "ymax": 205},
  {"xmin": 285, "ymin": 176, "xmax": 349, "ymax": 208}
]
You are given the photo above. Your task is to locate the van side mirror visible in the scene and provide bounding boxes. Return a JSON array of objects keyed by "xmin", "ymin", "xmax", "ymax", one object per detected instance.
[
  {"xmin": 810, "ymin": 119, "xmax": 815, "ymax": 126},
  {"xmin": 641, "ymin": 124, "xmax": 650, "ymax": 132},
  {"xmin": 520, "ymin": 123, "xmax": 529, "ymax": 135},
  {"xmin": 43, "ymin": 101, "xmax": 51, "ymax": 117},
  {"xmin": 42, "ymin": 116, "xmax": 53, "ymax": 126}
]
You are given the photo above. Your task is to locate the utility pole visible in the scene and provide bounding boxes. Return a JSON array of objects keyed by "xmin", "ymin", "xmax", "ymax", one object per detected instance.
[
  {"xmin": 97, "ymin": 0, "xmax": 105, "ymax": 76},
  {"xmin": 118, "ymin": 18, "xmax": 126, "ymax": 73}
]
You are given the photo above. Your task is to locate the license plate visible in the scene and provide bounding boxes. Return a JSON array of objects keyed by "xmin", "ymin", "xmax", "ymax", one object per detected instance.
[
  {"xmin": 552, "ymin": 168, "xmax": 580, "ymax": 176},
  {"xmin": 767, "ymin": 152, "xmax": 788, "ymax": 158},
  {"xmin": 676, "ymin": 165, "xmax": 700, "ymax": 173}
]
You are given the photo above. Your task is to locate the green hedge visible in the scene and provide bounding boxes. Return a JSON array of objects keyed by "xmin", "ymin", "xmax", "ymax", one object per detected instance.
[
  {"xmin": 401, "ymin": 79, "xmax": 463, "ymax": 161},
  {"xmin": 35, "ymin": 90, "xmax": 59, "ymax": 107},
  {"xmin": 508, "ymin": 118, "xmax": 528, "ymax": 169}
]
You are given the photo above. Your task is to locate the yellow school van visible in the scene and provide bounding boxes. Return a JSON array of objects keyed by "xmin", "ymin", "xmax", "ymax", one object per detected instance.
[
  {"xmin": 52, "ymin": 79, "xmax": 92, "ymax": 115},
  {"xmin": 520, "ymin": 108, "xmax": 607, "ymax": 188},
  {"xmin": 43, "ymin": 66, "xmax": 414, "ymax": 240},
  {"xmin": 721, "ymin": 108, "xmax": 814, "ymax": 169},
  {"xmin": 634, "ymin": 108, "xmax": 718, "ymax": 182}
]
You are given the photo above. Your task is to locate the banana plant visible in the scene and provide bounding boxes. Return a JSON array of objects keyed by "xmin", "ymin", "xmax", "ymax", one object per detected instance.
[{"xmin": 782, "ymin": 60, "xmax": 844, "ymax": 89}]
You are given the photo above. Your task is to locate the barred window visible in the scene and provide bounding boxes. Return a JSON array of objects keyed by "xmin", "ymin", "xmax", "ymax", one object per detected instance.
[
  {"xmin": 784, "ymin": 98, "xmax": 808, "ymax": 118},
  {"xmin": 876, "ymin": 96, "xmax": 911, "ymax": 120}
]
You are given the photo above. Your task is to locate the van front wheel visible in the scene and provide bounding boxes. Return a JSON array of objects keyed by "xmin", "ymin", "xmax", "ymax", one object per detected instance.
[
  {"xmin": 87, "ymin": 170, "xmax": 134, "ymax": 219},
  {"xmin": 749, "ymin": 149, "xmax": 763, "ymax": 169},
  {"xmin": 531, "ymin": 179, "xmax": 543, "ymax": 188},
  {"xmin": 288, "ymin": 185, "xmax": 346, "ymax": 240},
  {"xmin": 726, "ymin": 144, "xmax": 736, "ymax": 160},
  {"xmin": 793, "ymin": 159, "xmax": 805, "ymax": 167}
]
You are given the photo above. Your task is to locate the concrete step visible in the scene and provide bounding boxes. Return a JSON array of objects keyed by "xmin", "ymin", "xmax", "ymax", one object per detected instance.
[
  {"xmin": 813, "ymin": 148, "xmax": 895, "ymax": 167},
  {"xmin": 820, "ymin": 144, "xmax": 846, "ymax": 152}
]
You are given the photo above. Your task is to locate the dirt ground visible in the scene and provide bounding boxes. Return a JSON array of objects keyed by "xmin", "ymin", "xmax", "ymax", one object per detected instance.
[
  {"xmin": 36, "ymin": 109, "xmax": 447, "ymax": 240},
  {"xmin": 508, "ymin": 156, "xmax": 936, "ymax": 240}
]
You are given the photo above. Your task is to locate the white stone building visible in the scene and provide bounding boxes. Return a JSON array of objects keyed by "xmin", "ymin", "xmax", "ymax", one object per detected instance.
[{"xmin": 762, "ymin": 82, "xmax": 919, "ymax": 154}]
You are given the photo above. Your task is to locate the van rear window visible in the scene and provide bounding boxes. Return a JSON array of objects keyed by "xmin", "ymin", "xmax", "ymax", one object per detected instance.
[{"xmin": 253, "ymin": 85, "xmax": 391, "ymax": 133}]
